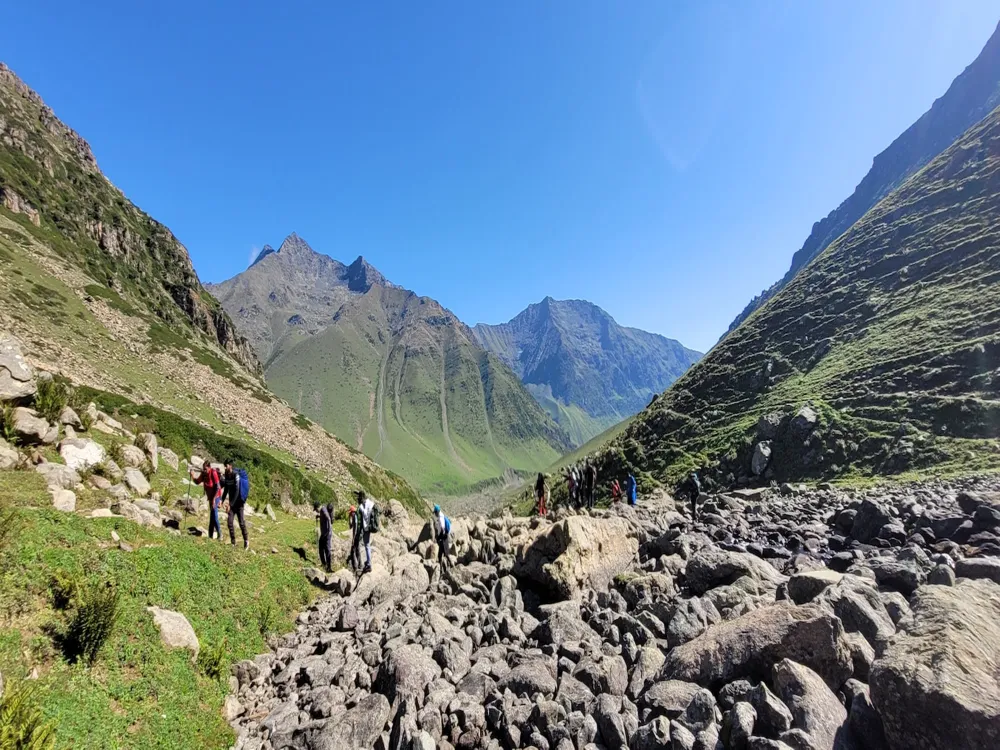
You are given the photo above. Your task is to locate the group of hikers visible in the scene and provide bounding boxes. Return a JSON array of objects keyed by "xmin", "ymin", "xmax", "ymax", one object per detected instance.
[
  {"xmin": 531, "ymin": 459, "xmax": 638, "ymax": 516},
  {"xmin": 189, "ymin": 460, "xmax": 251, "ymax": 550}
]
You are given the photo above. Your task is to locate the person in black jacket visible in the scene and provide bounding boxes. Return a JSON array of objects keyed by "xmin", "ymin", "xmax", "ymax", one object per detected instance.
[
  {"xmin": 317, "ymin": 503, "xmax": 333, "ymax": 572},
  {"xmin": 220, "ymin": 460, "xmax": 249, "ymax": 551},
  {"xmin": 679, "ymin": 472, "xmax": 702, "ymax": 520}
]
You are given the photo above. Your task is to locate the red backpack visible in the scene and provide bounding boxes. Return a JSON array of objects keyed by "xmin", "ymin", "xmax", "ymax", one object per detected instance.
[{"xmin": 204, "ymin": 466, "xmax": 221, "ymax": 494}]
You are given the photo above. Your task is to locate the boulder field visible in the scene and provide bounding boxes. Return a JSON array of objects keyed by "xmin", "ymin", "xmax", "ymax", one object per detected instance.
[{"xmin": 228, "ymin": 480, "xmax": 1000, "ymax": 750}]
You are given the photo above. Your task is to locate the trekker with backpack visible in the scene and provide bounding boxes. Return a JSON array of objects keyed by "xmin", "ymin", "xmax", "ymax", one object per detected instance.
[
  {"xmin": 679, "ymin": 471, "xmax": 701, "ymax": 520},
  {"xmin": 191, "ymin": 461, "xmax": 223, "ymax": 541},
  {"xmin": 534, "ymin": 473, "xmax": 549, "ymax": 517},
  {"xmin": 627, "ymin": 473, "xmax": 638, "ymax": 506},
  {"xmin": 221, "ymin": 460, "xmax": 251, "ymax": 551},
  {"xmin": 358, "ymin": 490, "xmax": 378, "ymax": 573},
  {"xmin": 433, "ymin": 505, "xmax": 452, "ymax": 573},
  {"xmin": 584, "ymin": 460, "xmax": 598, "ymax": 510},
  {"xmin": 317, "ymin": 503, "xmax": 333, "ymax": 573},
  {"xmin": 346, "ymin": 504, "xmax": 362, "ymax": 571},
  {"xmin": 611, "ymin": 478, "xmax": 622, "ymax": 505},
  {"xmin": 567, "ymin": 470, "xmax": 576, "ymax": 507}
]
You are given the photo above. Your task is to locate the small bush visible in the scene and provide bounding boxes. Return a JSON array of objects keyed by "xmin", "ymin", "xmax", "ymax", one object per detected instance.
[
  {"xmin": 61, "ymin": 581, "xmax": 121, "ymax": 666},
  {"xmin": 255, "ymin": 601, "xmax": 277, "ymax": 637},
  {"xmin": 0, "ymin": 680, "xmax": 57, "ymax": 750},
  {"xmin": 50, "ymin": 570, "xmax": 81, "ymax": 611},
  {"xmin": 0, "ymin": 498, "xmax": 19, "ymax": 556},
  {"xmin": 197, "ymin": 637, "xmax": 227, "ymax": 680},
  {"xmin": 0, "ymin": 405, "xmax": 18, "ymax": 445},
  {"xmin": 106, "ymin": 440, "xmax": 127, "ymax": 468},
  {"xmin": 33, "ymin": 376, "xmax": 70, "ymax": 423}
]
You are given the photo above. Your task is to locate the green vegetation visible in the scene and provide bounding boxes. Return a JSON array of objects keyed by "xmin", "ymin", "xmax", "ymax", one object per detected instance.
[
  {"xmin": 0, "ymin": 470, "xmax": 333, "ymax": 749},
  {"xmin": 0, "ymin": 679, "xmax": 57, "ymax": 750},
  {"xmin": 33, "ymin": 376, "xmax": 71, "ymax": 424},
  {"xmin": 58, "ymin": 580, "xmax": 121, "ymax": 666},
  {"xmin": 595, "ymin": 106, "xmax": 1000, "ymax": 492}
]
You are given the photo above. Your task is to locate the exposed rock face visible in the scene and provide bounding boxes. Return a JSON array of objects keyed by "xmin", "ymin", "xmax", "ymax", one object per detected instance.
[
  {"xmin": 871, "ymin": 579, "xmax": 1000, "ymax": 750},
  {"xmin": 513, "ymin": 516, "xmax": 638, "ymax": 599},
  {"xmin": 0, "ymin": 333, "xmax": 37, "ymax": 401}
]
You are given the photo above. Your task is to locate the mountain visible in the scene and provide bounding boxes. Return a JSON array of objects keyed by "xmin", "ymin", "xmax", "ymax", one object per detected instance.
[
  {"xmin": 723, "ymin": 20, "xmax": 1000, "ymax": 340},
  {"xmin": 0, "ymin": 62, "xmax": 414, "ymax": 505},
  {"xmin": 211, "ymin": 237, "xmax": 572, "ymax": 493},
  {"xmin": 473, "ymin": 298, "xmax": 701, "ymax": 445},
  {"xmin": 597, "ymin": 101, "xmax": 1000, "ymax": 490}
]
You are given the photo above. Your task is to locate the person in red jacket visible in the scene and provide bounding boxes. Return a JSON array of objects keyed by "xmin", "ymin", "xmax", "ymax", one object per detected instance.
[{"xmin": 191, "ymin": 461, "xmax": 222, "ymax": 540}]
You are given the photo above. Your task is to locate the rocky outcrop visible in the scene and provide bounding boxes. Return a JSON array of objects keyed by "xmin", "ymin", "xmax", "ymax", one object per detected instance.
[{"xmin": 0, "ymin": 332, "xmax": 37, "ymax": 401}]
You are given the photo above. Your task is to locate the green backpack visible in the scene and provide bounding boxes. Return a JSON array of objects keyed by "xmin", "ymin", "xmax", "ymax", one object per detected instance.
[{"xmin": 367, "ymin": 504, "xmax": 380, "ymax": 533}]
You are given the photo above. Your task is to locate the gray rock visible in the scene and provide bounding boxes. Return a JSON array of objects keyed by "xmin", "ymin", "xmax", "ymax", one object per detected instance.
[
  {"xmin": 631, "ymin": 716, "xmax": 671, "ymax": 750},
  {"xmin": 927, "ymin": 564, "xmax": 955, "ymax": 586},
  {"xmin": 772, "ymin": 660, "xmax": 847, "ymax": 750},
  {"xmin": 721, "ymin": 702, "xmax": 756, "ymax": 750},
  {"xmin": 595, "ymin": 694, "xmax": 628, "ymax": 749},
  {"xmin": 955, "ymin": 557, "xmax": 1000, "ymax": 584},
  {"xmin": 0, "ymin": 334, "xmax": 36, "ymax": 402},
  {"xmin": 12, "ymin": 407, "xmax": 54, "ymax": 445},
  {"xmin": 375, "ymin": 644, "xmax": 442, "ymax": 705},
  {"xmin": 870, "ymin": 579, "xmax": 1000, "ymax": 750},
  {"xmin": 36, "ymin": 461, "xmax": 80, "ymax": 489},
  {"xmin": 850, "ymin": 501, "xmax": 892, "ymax": 545},
  {"xmin": 147, "ymin": 606, "xmax": 199, "ymax": 658},
  {"xmin": 59, "ymin": 437, "xmax": 106, "ymax": 471},
  {"xmin": 59, "ymin": 406, "xmax": 83, "ymax": 429},
  {"xmin": 123, "ymin": 467, "xmax": 151, "ymax": 497},
  {"xmin": 686, "ymin": 548, "xmax": 787, "ymax": 595},
  {"xmin": 157, "ymin": 446, "xmax": 180, "ymax": 471},
  {"xmin": 659, "ymin": 604, "xmax": 853, "ymax": 690},
  {"xmin": 668, "ymin": 596, "xmax": 722, "ymax": 648},
  {"xmin": 50, "ymin": 488, "xmax": 76, "ymax": 512},
  {"xmin": 749, "ymin": 682, "xmax": 793, "ymax": 737},
  {"xmin": 119, "ymin": 444, "xmax": 147, "ymax": 469},
  {"xmin": 787, "ymin": 570, "xmax": 842, "ymax": 605},
  {"xmin": 845, "ymin": 683, "xmax": 888, "ymax": 750},
  {"xmin": 500, "ymin": 661, "xmax": 557, "ymax": 698},
  {"xmin": 790, "ymin": 406, "xmax": 818, "ymax": 435},
  {"xmin": 752, "ymin": 442, "xmax": 772, "ymax": 477},
  {"xmin": 640, "ymin": 680, "xmax": 701, "ymax": 720},
  {"xmin": 309, "ymin": 692, "xmax": 391, "ymax": 750},
  {"xmin": 556, "ymin": 673, "xmax": 596, "ymax": 714}
]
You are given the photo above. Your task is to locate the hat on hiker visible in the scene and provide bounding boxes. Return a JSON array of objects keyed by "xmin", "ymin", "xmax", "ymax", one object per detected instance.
[{"xmin": 433, "ymin": 505, "xmax": 441, "ymax": 514}]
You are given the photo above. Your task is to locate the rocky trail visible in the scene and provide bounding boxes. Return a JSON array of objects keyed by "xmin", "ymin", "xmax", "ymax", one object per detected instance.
[{"xmin": 226, "ymin": 477, "xmax": 1000, "ymax": 750}]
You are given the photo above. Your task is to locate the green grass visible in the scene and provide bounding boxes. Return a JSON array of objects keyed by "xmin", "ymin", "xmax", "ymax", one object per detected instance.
[{"xmin": 0, "ymin": 470, "xmax": 332, "ymax": 750}]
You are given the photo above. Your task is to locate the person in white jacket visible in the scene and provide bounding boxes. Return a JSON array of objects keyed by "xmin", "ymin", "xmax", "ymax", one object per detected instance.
[
  {"xmin": 433, "ymin": 504, "xmax": 452, "ymax": 573},
  {"xmin": 358, "ymin": 492, "xmax": 375, "ymax": 573}
]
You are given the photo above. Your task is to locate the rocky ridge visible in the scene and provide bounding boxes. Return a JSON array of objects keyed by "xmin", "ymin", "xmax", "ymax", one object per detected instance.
[{"xmin": 227, "ymin": 475, "xmax": 1000, "ymax": 750}]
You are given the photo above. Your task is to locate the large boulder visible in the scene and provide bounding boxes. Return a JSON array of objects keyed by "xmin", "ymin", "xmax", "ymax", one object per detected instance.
[
  {"xmin": 35, "ymin": 462, "xmax": 81, "ymax": 490},
  {"xmin": 772, "ymin": 659, "xmax": 848, "ymax": 750},
  {"xmin": 137, "ymin": 433, "xmax": 158, "ymax": 471},
  {"xmin": 59, "ymin": 438, "xmax": 106, "ymax": 471},
  {"xmin": 308, "ymin": 692, "xmax": 391, "ymax": 750},
  {"xmin": 850, "ymin": 500, "xmax": 892, "ymax": 545},
  {"xmin": 11, "ymin": 407, "xmax": 55, "ymax": 445},
  {"xmin": 123, "ymin": 468, "xmax": 151, "ymax": 497},
  {"xmin": 0, "ymin": 439, "xmax": 18, "ymax": 470},
  {"xmin": 157, "ymin": 447, "xmax": 180, "ymax": 471},
  {"xmin": 146, "ymin": 607, "xmax": 199, "ymax": 658},
  {"xmin": 0, "ymin": 333, "xmax": 36, "ymax": 401},
  {"xmin": 870, "ymin": 579, "xmax": 1000, "ymax": 750},
  {"xmin": 685, "ymin": 547, "xmax": 787, "ymax": 595},
  {"xmin": 752, "ymin": 441, "xmax": 772, "ymax": 476},
  {"xmin": 513, "ymin": 516, "xmax": 638, "ymax": 599},
  {"xmin": 374, "ymin": 643, "xmax": 441, "ymax": 705},
  {"xmin": 658, "ymin": 603, "xmax": 853, "ymax": 690},
  {"xmin": 119, "ymin": 444, "xmax": 148, "ymax": 469}
]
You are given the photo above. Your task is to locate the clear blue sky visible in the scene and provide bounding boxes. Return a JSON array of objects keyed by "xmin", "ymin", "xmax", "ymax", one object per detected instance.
[{"xmin": 2, "ymin": 1, "xmax": 997, "ymax": 352}]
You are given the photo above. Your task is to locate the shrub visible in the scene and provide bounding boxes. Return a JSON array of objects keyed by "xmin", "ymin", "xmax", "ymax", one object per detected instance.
[
  {"xmin": 50, "ymin": 570, "xmax": 81, "ymax": 611},
  {"xmin": 105, "ymin": 440, "xmax": 127, "ymax": 469},
  {"xmin": 0, "ymin": 405, "xmax": 18, "ymax": 445},
  {"xmin": 33, "ymin": 376, "xmax": 70, "ymax": 423},
  {"xmin": 255, "ymin": 601, "xmax": 277, "ymax": 637},
  {"xmin": 0, "ymin": 498, "xmax": 19, "ymax": 556},
  {"xmin": 61, "ymin": 581, "xmax": 121, "ymax": 666},
  {"xmin": 0, "ymin": 680, "xmax": 56, "ymax": 750},
  {"xmin": 197, "ymin": 637, "xmax": 227, "ymax": 680}
]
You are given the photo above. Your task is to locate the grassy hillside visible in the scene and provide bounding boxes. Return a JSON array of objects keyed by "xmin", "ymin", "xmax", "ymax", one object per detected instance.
[
  {"xmin": 0, "ymin": 467, "xmax": 344, "ymax": 749},
  {"xmin": 266, "ymin": 284, "xmax": 571, "ymax": 494},
  {"xmin": 596, "ymin": 105, "xmax": 1000, "ymax": 492}
]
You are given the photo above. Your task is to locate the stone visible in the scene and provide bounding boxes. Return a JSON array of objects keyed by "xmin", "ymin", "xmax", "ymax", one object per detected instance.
[
  {"xmin": 59, "ymin": 406, "xmax": 83, "ymax": 429},
  {"xmin": 870, "ymin": 579, "xmax": 1000, "ymax": 750},
  {"xmin": 640, "ymin": 680, "xmax": 701, "ymax": 720},
  {"xmin": 513, "ymin": 516, "xmax": 638, "ymax": 599},
  {"xmin": 157, "ymin": 447, "xmax": 179, "ymax": 471},
  {"xmin": 752, "ymin": 442, "xmax": 772, "ymax": 476},
  {"xmin": 0, "ymin": 333, "xmax": 36, "ymax": 401},
  {"xmin": 374, "ymin": 644, "xmax": 441, "ymax": 705},
  {"xmin": 11, "ymin": 407, "xmax": 54, "ymax": 445},
  {"xmin": 628, "ymin": 646, "xmax": 666, "ymax": 699},
  {"xmin": 667, "ymin": 597, "xmax": 722, "ymax": 648},
  {"xmin": 309, "ymin": 692, "xmax": 391, "ymax": 750},
  {"xmin": 658, "ymin": 604, "xmax": 853, "ymax": 689},
  {"xmin": 146, "ymin": 606, "xmax": 199, "ymax": 658},
  {"xmin": 927, "ymin": 564, "xmax": 955, "ymax": 586},
  {"xmin": 499, "ymin": 661, "xmax": 557, "ymax": 697},
  {"xmin": 749, "ymin": 683, "xmax": 793, "ymax": 737},
  {"xmin": 222, "ymin": 694, "xmax": 244, "ymax": 721},
  {"xmin": 631, "ymin": 716, "xmax": 671, "ymax": 750},
  {"xmin": 50, "ymin": 488, "xmax": 76, "ymax": 512},
  {"xmin": 685, "ymin": 547, "xmax": 787, "ymax": 595},
  {"xmin": 59, "ymin": 438, "xmax": 106, "ymax": 471},
  {"xmin": 772, "ymin": 660, "xmax": 847, "ymax": 750},
  {"xmin": 123, "ymin": 468, "xmax": 151, "ymax": 497},
  {"xmin": 790, "ymin": 405, "xmax": 818, "ymax": 435},
  {"xmin": 845, "ymin": 683, "xmax": 888, "ymax": 750},
  {"xmin": 119, "ymin": 444, "xmax": 148, "ymax": 469},
  {"xmin": 955, "ymin": 557, "xmax": 1000, "ymax": 584},
  {"xmin": 111, "ymin": 499, "xmax": 160, "ymax": 527},
  {"xmin": 786, "ymin": 570, "xmax": 842, "ymax": 604},
  {"xmin": 265, "ymin": 504, "xmax": 277, "ymax": 521},
  {"xmin": 721, "ymin": 702, "xmax": 756, "ymax": 750},
  {"xmin": 35, "ymin": 461, "xmax": 80, "ymax": 489},
  {"xmin": 0, "ymin": 440, "xmax": 18, "ymax": 470},
  {"xmin": 849, "ymin": 500, "xmax": 893, "ymax": 545},
  {"xmin": 557, "ymin": 674, "xmax": 596, "ymax": 714},
  {"xmin": 863, "ymin": 557, "xmax": 924, "ymax": 596},
  {"xmin": 136, "ymin": 433, "xmax": 158, "ymax": 471},
  {"xmin": 595, "ymin": 694, "xmax": 628, "ymax": 749}
]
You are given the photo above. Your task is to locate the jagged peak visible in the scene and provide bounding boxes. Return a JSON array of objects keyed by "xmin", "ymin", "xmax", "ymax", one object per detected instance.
[
  {"xmin": 278, "ymin": 232, "xmax": 315, "ymax": 255},
  {"xmin": 343, "ymin": 255, "xmax": 390, "ymax": 293}
]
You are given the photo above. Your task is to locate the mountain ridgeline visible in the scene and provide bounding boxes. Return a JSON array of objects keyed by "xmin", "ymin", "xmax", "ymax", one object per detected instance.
[
  {"xmin": 211, "ymin": 237, "xmax": 573, "ymax": 494},
  {"xmin": 598, "ymin": 101, "xmax": 1000, "ymax": 491},
  {"xmin": 474, "ymin": 298, "xmax": 701, "ymax": 445},
  {"xmin": 723, "ymin": 20, "xmax": 1000, "ymax": 340}
]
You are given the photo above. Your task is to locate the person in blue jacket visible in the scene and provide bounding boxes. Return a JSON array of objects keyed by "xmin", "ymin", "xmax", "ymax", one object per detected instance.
[{"xmin": 627, "ymin": 473, "xmax": 638, "ymax": 506}]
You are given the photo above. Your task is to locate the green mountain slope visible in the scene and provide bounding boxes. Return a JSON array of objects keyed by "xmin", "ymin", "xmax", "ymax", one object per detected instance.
[
  {"xmin": 0, "ymin": 63, "xmax": 415, "ymax": 507},
  {"xmin": 598, "ymin": 104, "xmax": 1000, "ymax": 490},
  {"xmin": 474, "ymin": 297, "xmax": 701, "ymax": 444},
  {"xmin": 213, "ymin": 238, "xmax": 571, "ymax": 493},
  {"xmin": 723, "ymin": 20, "xmax": 1000, "ymax": 340}
]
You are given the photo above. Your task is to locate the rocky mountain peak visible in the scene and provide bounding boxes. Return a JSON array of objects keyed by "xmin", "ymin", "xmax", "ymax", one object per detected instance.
[{"xmin": 344, "ymin": 255, "xmax": 389, "ymax": 293}]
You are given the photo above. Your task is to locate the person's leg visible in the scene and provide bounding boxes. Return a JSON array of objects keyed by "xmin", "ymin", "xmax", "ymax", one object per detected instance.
[
  {"xmin": 227, "ymin": 505, "xmax": 236, "ymax": 545},
  {"xmin": 237, "ymin": 504, "xmax": 248, "ymax": 548},
  {"xmin": 209, "ymin": 505, "xmax": 219, "ymax": 539},
  {"xmin": 363, "ymin": 530, "xmax": 372, "ymax": 570},
  {"xmin": 443, "ymin": 535, "xmax": 451, "ymax": 570}
]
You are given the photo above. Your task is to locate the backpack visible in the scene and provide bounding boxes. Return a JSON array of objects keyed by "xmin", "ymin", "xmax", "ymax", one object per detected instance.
[
  {"xmin": 367, "ymin": 503, "xmax": 380, "ymax": 533},
  {"xmin": 204, "ymin": 467, "xmax": 221, "ymax": 492},
  {"xmin": 444, "ymin": 516, "xmax": 451, "ymax": 535},
  {"xmin": 235, "ymin": 468, "xmax": 250, "ymax": 503}
]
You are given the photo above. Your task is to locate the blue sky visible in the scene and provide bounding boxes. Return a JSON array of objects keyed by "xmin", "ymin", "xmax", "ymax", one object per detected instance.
[{"xmin": 2, "ymin": 1, "xmax": 997, "ymax": 352}]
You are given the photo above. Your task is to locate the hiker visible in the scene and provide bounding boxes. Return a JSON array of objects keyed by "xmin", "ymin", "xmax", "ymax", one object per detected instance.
[
  {"xmin": 221, "ymin": 460, "xmax": 250, "ymax": 550},
  {"xmin": 567, "ymin": 470, "xmax": 576, "ymax": 507},
  {"xmin": 679, "ymin": 471, "xmax": 701, "ymax": 519},
  {"xmin": 611, "ymin": 478, "xmax": 622, "ymax": 504},
  {"xmin": 346, "ymin": 504, "xmax": 362, "ymax": 571},
  {"xmin": 627, "ymin": 472, "xmax": 638, "ymax": 506},
  {"xmin": 317, "ymin": 503, "xmax": 333, "ymax": 573},
  {"xmin": 571, "ymin": 467, "xmax": 580, "ymax": 507},
  {"xmin": 585, "ymin": 460, "xmax": 598, "ymax": 509},
  {"xmin": 357, "ymin": 491, "xmax": 377, "ymax": 573},
  {"xmin": 534, "ymin": 472, "xmax": 549, "ymax": 517},
  {"xmin": 190, "ymin": 461, "xmax": 222, "ymax": 541},
  {"xmin": 433, "ymin": 504, "xmax": 452, "ymax": 573}
]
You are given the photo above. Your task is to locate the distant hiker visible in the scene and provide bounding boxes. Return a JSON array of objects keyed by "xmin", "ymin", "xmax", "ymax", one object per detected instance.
[
  {"xmin": 317, "ymin": 503, "xmax": 333, "ymax": 573},
  {"xmin": 534, "ymin": 472, "xmax": 549, "ymax": 517},
  {"xmin": 611, "ymin": 479, "xmax": 622, "ymax": 505},
  {"xmin": 191, "ymin": 461, "xmax": 222, "ymax": 541},
  {"xmin": 567, "ymin": 470, "xmax": 577, "ymax": 507},
  {"xmin": 627, "ymin": 473, "xmax": 638, "ymax": 506},
  {"xmin": 570, "ymin": 467, "xmax": 580, "ymax": 507},
  {"xmin": 433, "ymin": 505, "xmax": 453, "ymax": 573},
  {"xmin": 358, "ymin": 491, "xmax": 377, "ymax": 573},
  {"xmin": 346, "ymin": 504, "xmax": 362, "ymax": 571},
  {"xmin": 221, "ymin": 460, "xmax": 250, "ymax": 550},
  {"xmin": 679, "ymin": 471, "xmax": 701, "ymax": 520},
  {"xmin": 584, "ymin": 461, "xmax": 598, "ymax": 510}
]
